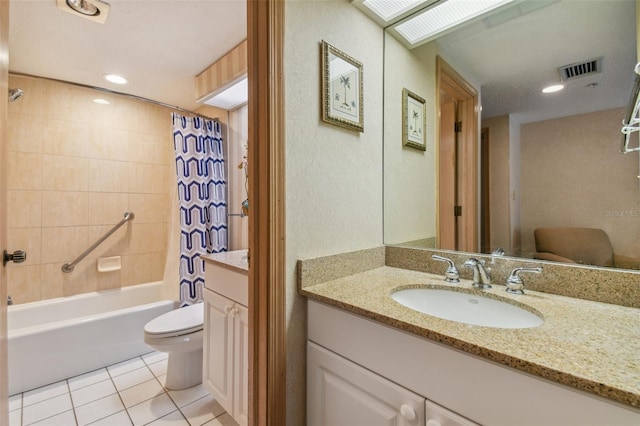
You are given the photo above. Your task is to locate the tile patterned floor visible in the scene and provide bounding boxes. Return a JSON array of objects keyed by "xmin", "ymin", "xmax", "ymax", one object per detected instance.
[{"xmin": 8, "ymin": 351, "xmax": 239, "ymax": 426}]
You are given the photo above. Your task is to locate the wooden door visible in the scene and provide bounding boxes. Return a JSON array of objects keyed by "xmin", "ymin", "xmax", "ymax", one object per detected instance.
[
  {"xmin": 439, "ymin": 94, "xmax": 457, "ymax": 250},
  {"xmin": 436, "ymin": 57, "xmax": 479, "ymax": 253}
]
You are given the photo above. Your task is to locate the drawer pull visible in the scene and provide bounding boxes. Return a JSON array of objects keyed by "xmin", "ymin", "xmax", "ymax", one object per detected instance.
[{"xmin": 400, "ymin": 404, "xmax": 416, "ymax": 421}]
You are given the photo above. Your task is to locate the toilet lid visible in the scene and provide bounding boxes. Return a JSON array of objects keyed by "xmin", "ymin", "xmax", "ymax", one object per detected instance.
[{"xmin": 144, "ymin": 302, "xmax": 204, "ymax": 337}]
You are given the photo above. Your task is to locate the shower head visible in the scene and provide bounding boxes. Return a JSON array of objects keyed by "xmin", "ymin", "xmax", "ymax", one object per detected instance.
[{"xmin": 8, "ymin": 88, "xmax": 23, "ymax": 103}]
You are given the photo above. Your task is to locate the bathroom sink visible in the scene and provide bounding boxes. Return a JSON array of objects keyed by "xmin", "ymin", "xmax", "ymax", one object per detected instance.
[{"xmin": 391, "ymin": 288, "xmax": 543, "ymax": 329}]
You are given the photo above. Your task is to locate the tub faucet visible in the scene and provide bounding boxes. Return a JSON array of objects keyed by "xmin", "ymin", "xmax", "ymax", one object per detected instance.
[
  {"xmin": 431, "ymin": 254, "xmax": 460, "ymax": 283},
  {"xmin": 463, "ymin": 258, "xmax": 491, "ymax": 289}
]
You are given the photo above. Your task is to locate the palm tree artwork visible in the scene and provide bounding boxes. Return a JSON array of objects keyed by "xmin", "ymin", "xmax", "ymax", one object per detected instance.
[
  {"xmin": 412, "ymin": 110, "xmax": 420, "ymax": 136},
  {"xmin": 339, "ymin": 74, "xmax": 351, "ymax": 111}
]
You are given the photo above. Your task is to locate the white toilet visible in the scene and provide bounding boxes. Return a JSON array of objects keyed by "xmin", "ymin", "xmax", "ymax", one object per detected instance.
[{"xmin": 144, "ymin": 302, "xmax": 204, "ymax": 390}]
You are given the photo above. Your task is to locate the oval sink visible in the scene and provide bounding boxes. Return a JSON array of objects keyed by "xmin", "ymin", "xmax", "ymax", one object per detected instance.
[{"xmin": 391, "ymin": 288, "xmax": 543, "ymax": 329}]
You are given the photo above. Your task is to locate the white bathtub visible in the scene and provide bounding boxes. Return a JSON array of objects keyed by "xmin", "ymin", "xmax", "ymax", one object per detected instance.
[{"xmin": 8, "ymin": 281, "xmax": 177, "ymax": 395}]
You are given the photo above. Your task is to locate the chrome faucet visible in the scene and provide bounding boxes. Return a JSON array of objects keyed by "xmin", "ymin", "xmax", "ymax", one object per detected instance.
[
  {"xmin": 431, "ymin": 254, "xmax": 460, "ymax": 283},
  {"xmin": 506, "ymin": 267, "xmax": 543, "ymax": 295},
  {"xmin": 463, "ymin": 258, "xmax": 491, "ymax": 289}
]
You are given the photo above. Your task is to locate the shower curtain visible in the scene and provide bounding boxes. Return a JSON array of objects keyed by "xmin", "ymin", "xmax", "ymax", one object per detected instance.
[{"xmin": 172, "ymin": 113, "xmax": 227, "ymax": 306}]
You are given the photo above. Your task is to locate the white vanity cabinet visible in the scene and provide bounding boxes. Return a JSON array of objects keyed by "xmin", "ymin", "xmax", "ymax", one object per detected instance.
[
  {"xmin": 203, "ymin": 257, "xmax": 248, "ymax": 426},
  {"xmin": 308, "ymin": 300, "xmax": 640, "ymax": 426}
]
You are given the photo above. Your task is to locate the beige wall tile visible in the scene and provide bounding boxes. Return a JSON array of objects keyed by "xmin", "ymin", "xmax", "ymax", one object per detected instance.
[
  {"xmin": 89, "ymin": 193, "xmax": 129, "ymax": 225},
  {"xmin": 88, "ymin": 126, "xmax": 129, "ymax": 161},
  {"xmin": 88, "ymin": 159, "xmax": 129, "ymax": 192},
  {"xmin": 97, "ymin": 269, "xmax": 123, "ymax": 291},
  {"xmin": 85, "ymin": 225, "xmax": 130, "ymax": 260},
  {"xmin": 39, "ymin": 263, "xmax": 64, "ymax": 300},
  {"xmin": 44, "ymin": 81, "xmax": 76, "ymax": 122},
  {"xmin": 7, "ymin": 113, "xmax": 44, "ymax": 153},
  {"xmin": 129, "ymin": 163, "xmax": 168, "ymax": 194},
  {"xmin": 42, "ymin": 191, "xmax": 89, "ymax": 227},
  {"xmin": 7, "ymin": 228, "xmax": 42, "ymax": 265},
  {"xmin": 129, "ymin": 194, "xmax": 170, "ymax": 224},
  {"xmin": 42, "ymin": 155, "xmax": 89, "ymax": 191},
  {"xmin": 42, "ymin": 119, "xmax": 90, "ymax": 158},
  {"xmin": 61, "ymin": 259, "xmax": 98, "ymax": 297},
  {"xmin": 128, "ymin": 138, "xmax": 169, "ymax": 165},
  {"xmin": 129, "ymin": 223, "xmax": 168, "ymax": 255},
  {"xmin": 7, "ymin": 190, "xmax": 42, "ymax": 228},
  {"xmin": 41, "ymin": 226, "xmax": 89, "ymax": 264},
  {"xmin": 7, "ymin": 151, "xmax": 42, "ymax": 190},
  {"xmin": 123, "ymin": 252, "xmax": 165, "ymax": 286},
  {"xmin": 7, "ymin": 266, "xmax": 41, "ymax": 304}
]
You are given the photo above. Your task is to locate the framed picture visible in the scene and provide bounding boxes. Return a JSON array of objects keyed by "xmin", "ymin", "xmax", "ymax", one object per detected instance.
[
  {"xmin": 321, "ymin": 40, "xmax": 364, "ymax": 132},
  {"xmin": 402, "ymin": 88, "xmax": 426, "ymax": 151}
]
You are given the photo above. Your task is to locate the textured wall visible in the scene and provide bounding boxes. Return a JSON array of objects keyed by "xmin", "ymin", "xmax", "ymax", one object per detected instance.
[
  {"xmin": 520, "ymin": 107, "xmax": 639, "ymax": 258},
  {"xmin": 383, "ymin": 33, "xmax": 437, "ymax": 245},
  {"xmin": 6, "ymin": 75, "xmax": 174, "ymax": 303},
  {"xmin": 284, "ymin": 0, "xmax": 384, "ymax": 423}
]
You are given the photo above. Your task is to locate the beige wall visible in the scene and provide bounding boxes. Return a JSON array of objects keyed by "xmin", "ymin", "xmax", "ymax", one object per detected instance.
[
  {"xmin": 482, "ymin": 115, "xmax": 511, "ymax": 252},
  {"xmin": 284, "ymin": 0, "xmax": 384, "ymax": 423},
  {"xmin": 6, "ymin": 75, "xmax": 174, "ymax": 304},
  {"xmin": 520, "ymin": 107, "xmax": 639, "ymax": 258}
]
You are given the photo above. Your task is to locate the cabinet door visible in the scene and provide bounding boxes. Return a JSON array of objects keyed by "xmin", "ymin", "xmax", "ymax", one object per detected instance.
[
  {"xmin": 233, "ymin": 303, "xmax": 249, "ymax": 426},
  {"xmin": 425, "ymin": 400, "xmax": 479, "ymax": 426},
  {"xmin": 203, "ymin": 289, "xmax": 234, "ymax": 413},
  {"xmin": 308, "ymin": 342, "xmax": 425, "ymax": 426}
]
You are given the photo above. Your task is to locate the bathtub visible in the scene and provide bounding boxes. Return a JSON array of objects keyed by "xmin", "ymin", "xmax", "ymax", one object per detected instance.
[{"xmin": 8, "ymin": 281, "xmax": 177, "ymax": 395}]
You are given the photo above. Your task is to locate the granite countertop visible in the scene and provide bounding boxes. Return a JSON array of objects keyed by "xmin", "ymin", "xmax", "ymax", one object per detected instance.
[
  {"xmin": 202, "ymin": 250, "xmax": 249, "ymax": 273},
  {"xmin": 299, "ymin": 266, "xmax": 640, "ymax": 408}
]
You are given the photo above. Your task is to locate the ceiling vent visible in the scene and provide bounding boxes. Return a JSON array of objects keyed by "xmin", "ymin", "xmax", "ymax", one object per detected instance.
[{"xmin": 558, "ymin": 58, "xmax": 602, "ymax": 82}]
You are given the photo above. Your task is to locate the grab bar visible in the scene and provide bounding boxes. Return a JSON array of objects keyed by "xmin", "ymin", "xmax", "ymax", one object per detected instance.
[
  {"xmin": 62, "ymin": 211, "xmax": 135, "ymax": 273},
  {"xmin": 620, "ymin": 63, "xmax": 640, "ymax": 154}
]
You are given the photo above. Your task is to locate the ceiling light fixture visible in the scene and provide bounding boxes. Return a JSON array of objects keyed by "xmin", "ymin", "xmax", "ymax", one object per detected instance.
[
  {"xmin": 56, "ymin": 0, "xmax": 110, "ymax": 24},
  {"xmin": 393, "ymin": 0, "xmax": 517, "ymax": 47},
  {"xmin": 202, "ymin": 76, "xmax": 248, "ymax": 111},
  {"xmin": 542, "ymin": 84, "xmax": 564, "ymax": 94},
  {"xmin": 93, "ymin": 98, "xmax": 110, "ymax": 105},
  {"xmin": 103, "ymin": 74, "xmax": 128, "ymax": 85}
]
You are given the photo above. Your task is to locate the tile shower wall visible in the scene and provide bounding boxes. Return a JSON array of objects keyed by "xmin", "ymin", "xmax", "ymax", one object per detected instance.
[{"xmin": 6, "ymin": 75, "xmax": 173, "ymax": 304}]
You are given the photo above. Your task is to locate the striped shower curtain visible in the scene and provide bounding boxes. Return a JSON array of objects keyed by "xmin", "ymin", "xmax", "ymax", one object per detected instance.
[{"xmin": 172, "ymin": 113, "xmax": 227, "ymax": 306}]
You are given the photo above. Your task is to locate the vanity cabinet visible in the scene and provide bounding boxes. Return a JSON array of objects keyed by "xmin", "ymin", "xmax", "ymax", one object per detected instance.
[
  {"xmin": 203, "ymin": 289, "xmax": 248, "ymax": 426},
  {"xmin": 308, "ymin": 300, "xmax": 640, "ymax": 425},
  {"xmin": 203, "ymin": 257, "xmax": 248, "ymax": 426},
  {"xmin": 308, "ymin": 341, "xmax": 477, "ymax": 426}
]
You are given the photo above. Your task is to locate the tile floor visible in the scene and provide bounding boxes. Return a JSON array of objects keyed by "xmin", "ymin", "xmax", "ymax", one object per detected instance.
[{"xmin": 8, "ymin": 351, "xmax": 239, "ymax": 426}]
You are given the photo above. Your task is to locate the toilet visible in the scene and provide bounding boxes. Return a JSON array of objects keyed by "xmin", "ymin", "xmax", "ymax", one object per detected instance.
[{"xmin": 144, "ymin": 302, "xmax": 204, "ymax": 390}]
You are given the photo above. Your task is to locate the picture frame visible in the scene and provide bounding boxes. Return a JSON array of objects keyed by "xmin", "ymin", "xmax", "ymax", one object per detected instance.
[
  {"xmin": 321, "ymin": 40, "xmax": 364, "ymax": 132},
  {"xmin": 402, "ymin": 88, "xmax": 427, "ymax": 151}
]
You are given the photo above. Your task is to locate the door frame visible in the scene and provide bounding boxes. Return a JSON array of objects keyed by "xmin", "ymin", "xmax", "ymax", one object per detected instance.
[
  {"xmin": 435, "ymin": 56, "xmax": 479, "ymax": 253},
  {"xmin": 247, "ymin": 1, "xmax": 287, "ymax": 425}
]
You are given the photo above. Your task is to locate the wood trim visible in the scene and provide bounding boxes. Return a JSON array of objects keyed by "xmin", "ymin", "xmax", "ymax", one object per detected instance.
[
  {"xmin": 0, "ymin": 0, "xmax": 9, "ymax": 423},
  {"xmin": 247, "ymin": 1, "xmax": 286, "ymax": 425},
  {"xmin": 436, "ymin": 56, "xmax": 479, "ymax": 253},
  {"xmin": 195, "ymin": 40, "xmax": 248, "ymax": 102}
]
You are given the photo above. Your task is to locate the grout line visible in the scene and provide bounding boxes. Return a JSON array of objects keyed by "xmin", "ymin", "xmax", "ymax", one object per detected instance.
[{"xmin": 64, "ymin": 379, "xmax": 79, "ymax": 426}]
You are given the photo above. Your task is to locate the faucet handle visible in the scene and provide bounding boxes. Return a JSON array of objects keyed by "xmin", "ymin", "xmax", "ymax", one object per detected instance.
[
  {"xmin": 506, "ymin": 267, "xmax": 543, "ymax": 295},
  {"xmin": 431, "ymin": 255, "xmax": 460, "ymax": 283}
]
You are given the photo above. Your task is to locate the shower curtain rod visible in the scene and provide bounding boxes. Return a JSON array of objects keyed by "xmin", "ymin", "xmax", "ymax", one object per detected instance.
[{"xmin": 10, "ymin": 72, "xmax": 219, "ymax": 123}]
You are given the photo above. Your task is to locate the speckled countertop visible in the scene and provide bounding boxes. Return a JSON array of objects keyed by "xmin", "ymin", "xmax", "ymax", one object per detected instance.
[
  {"xmin": 201, "ymin": 250, "xmax": 249, "ymax": 273},
  {"xmin": 299, "ymin": 265, "xmax": 640, "ymax": 409}
]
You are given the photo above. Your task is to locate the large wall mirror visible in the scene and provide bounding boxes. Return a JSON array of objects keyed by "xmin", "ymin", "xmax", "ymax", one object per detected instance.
[{"xmin": 383, "ymin": 0, "xmax": 640, "ymax": 271}]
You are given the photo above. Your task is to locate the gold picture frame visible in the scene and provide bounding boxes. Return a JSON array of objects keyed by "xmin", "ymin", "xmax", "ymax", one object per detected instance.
[
  {"xmin": 321, "ymin": 40, "xmax": 364, "ymax": 132},
  {"xmin": 402, "ymin": 88, "xmax": 426, "ymax": 150}
]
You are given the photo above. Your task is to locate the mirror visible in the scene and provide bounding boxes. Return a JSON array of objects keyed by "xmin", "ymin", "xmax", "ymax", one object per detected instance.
[{"xmin": 383, "ymin": 0, "xmax": 640, "ymax": 270}]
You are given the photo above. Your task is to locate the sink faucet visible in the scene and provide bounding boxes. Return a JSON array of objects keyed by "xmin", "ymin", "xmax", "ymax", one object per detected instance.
[
  {"xmin": 506, "ymin": 267, "xmax": 543, "ymax": 294},
  {"xmin": 463, "ymin": 258, "xmax": 491, "ymax": 289},
  {"xmin": 431, "ymin": 254, "xmax": 460, "ymax": 283}
]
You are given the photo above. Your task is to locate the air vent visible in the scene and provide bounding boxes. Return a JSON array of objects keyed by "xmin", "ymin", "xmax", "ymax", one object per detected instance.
[{"xmin": 558, "ymin": 58, "xmax": 602, "ymax": 82}]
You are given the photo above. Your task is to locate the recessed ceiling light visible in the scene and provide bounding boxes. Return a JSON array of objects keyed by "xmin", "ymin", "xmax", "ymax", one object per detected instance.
[
  {"xmin": 542, "ymin": 84, "xmax": 564, "ymax": 94},
  {"xmin": 93, "ymin": 98, "xmax": 110, "ymax": 105},
  {"xmin": 394, "ymin": 0, "xmax": 516, "ymax": 46},
  {"xmin": 56, "ymin": 0, "xmax": 110, "ymax": 24},
  {"xmin": 103, "ymin": 74, "xmax": 128, "ymax": 85}
]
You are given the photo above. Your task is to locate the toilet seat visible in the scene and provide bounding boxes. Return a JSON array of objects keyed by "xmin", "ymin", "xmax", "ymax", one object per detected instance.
[{"xmin": 144, "ymin": 302, "xmax": 203, "ymax": 338}]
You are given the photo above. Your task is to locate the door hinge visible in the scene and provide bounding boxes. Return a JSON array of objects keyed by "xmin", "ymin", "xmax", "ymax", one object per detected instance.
[
  {"xmin": 454, "ymin": 121, "xmax": 462, "ymax": 133},
  {"xmin": 454, "ymin": 205, "xmax": 462, "ymax": 216}
]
